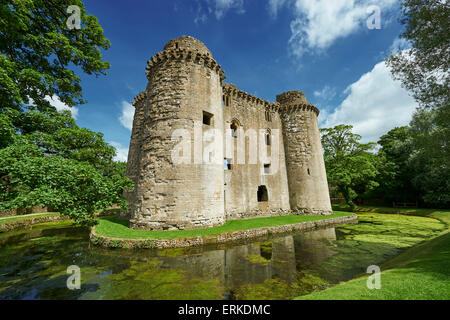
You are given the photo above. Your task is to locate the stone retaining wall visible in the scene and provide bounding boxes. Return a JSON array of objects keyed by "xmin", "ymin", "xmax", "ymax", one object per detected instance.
[
  {"xmin": 0, "ymin": 215, "xmax": 66, "ymax": 233},
  {"xmin": 90, "ymin": 214, "xmax": 357, "ymax": 249}
]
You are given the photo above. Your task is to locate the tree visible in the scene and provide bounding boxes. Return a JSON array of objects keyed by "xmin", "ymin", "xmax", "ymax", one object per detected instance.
[
  {"xmin": 385, "ymin": 0, "xmax": 450, "ymax": 208},
  {"xmin": 0, "ymin": 0, "xmax": 110, "ymax": 113},
  {"xmin": 374, "ymin": 127, "xmax": 420, "ymax": 204},
  {"xmin": 321, "ymin": 125, "xmax": 379, "ymax": 210},
  {"xmin": 408, "ymin": 109, "xmax": 450, "ymax": 207},
  {"xmin": 0, "ymin": 1, "xmax": 132, "ymax": 225},
  {"xmin": 0, "ymin": 142, "xmax": 132, "ymax": 226},
  {"xmin": 386, "ymin": 0, "xmax": 449, "ymax": 111}
]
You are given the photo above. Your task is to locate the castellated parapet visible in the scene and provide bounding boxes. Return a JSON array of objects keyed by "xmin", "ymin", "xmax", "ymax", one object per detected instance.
[{"xmin": 126, "ymin": 36, "xmax": 332, "ymax": 231}]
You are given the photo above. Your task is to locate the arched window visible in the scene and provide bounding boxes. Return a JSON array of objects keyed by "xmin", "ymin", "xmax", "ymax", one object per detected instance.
[
  {"xmin": 257, "ymin": 185, "xmax": 268, "ymax": 202},
  {"xmin": 230, "ymin": 119, "xmax": 240, "ymax": 138}
]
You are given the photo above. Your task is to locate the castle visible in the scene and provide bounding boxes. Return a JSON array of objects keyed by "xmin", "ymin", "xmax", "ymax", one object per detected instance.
[{"xmin": 126, "ymin": 36, "xmax": 332, "ymax": 231}]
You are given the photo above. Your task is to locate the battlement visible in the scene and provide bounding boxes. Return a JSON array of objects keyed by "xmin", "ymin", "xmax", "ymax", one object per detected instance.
[
  {"xmin": 164, "ymin": 36, "xmax": 212, "ymax": 57},
  {"xmin": 278, "ymin": 103, "xmax": 320, "ymax": 116},
  {"xmin": 222, "ymin": 82, "xmax": 280, "ymax": 112},
  {"xmin": 132, "ymin": 91, "xmax": 147, "ymax": 106},
  {"xmin": 276, "ymin": 91, "xmax": 319, "ymax": 116},
  {"xmin": 276, "ymin": 91, "xmax": 307, "ymax": 105},
  {"xmin": 145, "ymin": 37, "xmax": 226, "ymax": 82}
]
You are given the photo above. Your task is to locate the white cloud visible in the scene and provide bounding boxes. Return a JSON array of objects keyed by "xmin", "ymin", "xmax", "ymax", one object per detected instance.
[
  {"xmin": 194, "ymin": 0, "xmax": 208, "ymax": 24},
  {"xmin": 194, "ymin": 0, "xmax": 245, "ymax": 22},
  {"xmin": 268, "ymin": 0, "xmax": 287, "ymax": 18},
  {"xmin": 321, "ymin": 60, "xmax": 419, "ymax": 143},
  {"xmin": 212, "ymin": 0, "xmax": 245, "ymax": 19},
  {"xmin": 314, "ymin": 85, "xmax": 336, "ymax": 101},
  {"xmin": 119, "ymin": 101, "xmax": 135, "ymax": 131},
  {"xmin": 285, "ymin": 0, "xmax": 397, "ymax": 57},
  {"xmin": 44, "ymin": 95, "xmax": 79, "ymax": 119},
  {"xmin": 109, "ymin": 141, "xmax": 129, "ymax": 162},
  {"xmin": 195, "ymin": 12, "xmax": 208, "ymax": 24},
  {"xmin": 389, "ymin": 37, "xmax": 412, "ymax": 54}
]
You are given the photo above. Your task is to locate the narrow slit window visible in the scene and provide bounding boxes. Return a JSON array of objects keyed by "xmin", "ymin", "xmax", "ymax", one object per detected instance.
[
  {"xmin": 224, "ymin": 158, "xmax": 233, "ymax": 170},
  {"xmin": 265, "ymin": 131, "xmax": 271, "ymax": 146},
  {"xmin": 223, "ymin": 96, "xmax": 230, "ymax": 107},
  {"xmin": 264, "ymin": 164, "xmax": 271, "ymax": 174}
]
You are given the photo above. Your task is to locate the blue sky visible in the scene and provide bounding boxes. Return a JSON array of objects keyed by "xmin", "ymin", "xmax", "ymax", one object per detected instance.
[{"xmin": 55, "ymin": 0, "xmax": 417, "ymax": 161}]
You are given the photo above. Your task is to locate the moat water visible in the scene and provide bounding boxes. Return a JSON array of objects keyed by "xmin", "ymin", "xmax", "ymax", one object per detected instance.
[{"xmin": 0, "ymin": 213, "xmax": 443, "ymax": 299}]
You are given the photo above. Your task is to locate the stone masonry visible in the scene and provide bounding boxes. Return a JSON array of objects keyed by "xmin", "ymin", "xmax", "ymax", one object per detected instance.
[{"xmin": 126, "ymin": 36, "xmax": 332, "ymax": 230}]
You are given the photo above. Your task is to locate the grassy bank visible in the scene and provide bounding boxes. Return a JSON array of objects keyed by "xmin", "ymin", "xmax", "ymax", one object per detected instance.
[
  {"xmin": 332, "ymin": 204, "xmax": 443, "ymax": 216},
  {"xmin": 95, "ymin": 211, "xmax": 353, "ymax": 240},
  {"xmin": 296, "ymin": 208, "xmax": 450, "ymax": 300},
  {"xmin": 0, "ymin": 212, "xmax": 59, "ymax": 225}
]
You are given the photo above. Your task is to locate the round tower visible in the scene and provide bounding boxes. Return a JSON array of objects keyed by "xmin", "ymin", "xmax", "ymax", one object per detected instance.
[
  {"xmin": 128, "ymin": 36, "xmax": 226, "ymax": 230},
  {"xmin": 277, "ymin": 91, "xmax": 332, "ymax": 215}
]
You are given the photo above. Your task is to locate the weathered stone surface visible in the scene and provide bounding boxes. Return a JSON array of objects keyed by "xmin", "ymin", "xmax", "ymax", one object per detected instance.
[{"xmin": 126, "ymin": 36, "xmax": 333, "ymax": 231}]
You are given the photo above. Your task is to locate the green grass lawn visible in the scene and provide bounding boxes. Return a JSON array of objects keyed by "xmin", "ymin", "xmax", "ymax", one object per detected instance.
[
  {"xmin": 95, "ymin": 211, "xmax": 354, "ymax": 240},
  {"xmin": 296, "ymin": 208, "xmax": 450, "ymax": 300},
  {"xmin": 0, "ymin": 212, "xmax": 60, "ymax": 225}
]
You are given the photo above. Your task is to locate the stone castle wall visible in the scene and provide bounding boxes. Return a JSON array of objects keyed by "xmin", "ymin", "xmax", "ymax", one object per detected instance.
[
  {"xmin": 221, "ymin": 84, "xmax": 290, "ymax": 220},
  {"xmin": 126, "ymin": 36, "xmax": 332, "ymax": 230},
  {"xmin": 278, "ymin": 92, "xmax": 332, "ymax": 215}
]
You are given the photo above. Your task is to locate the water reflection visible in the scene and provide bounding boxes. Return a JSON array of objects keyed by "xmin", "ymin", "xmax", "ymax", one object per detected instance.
[
  {"xmin": 0, "ymin": 222, "xmax": 342, "ymax": 300},
  {"xmin": 135, "ymin": 228, "xmax": 338, "ymax": 291}
]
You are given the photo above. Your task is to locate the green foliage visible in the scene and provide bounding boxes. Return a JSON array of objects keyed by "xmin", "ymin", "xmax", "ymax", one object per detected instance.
[
  {"xmin": 321, "ymin": 125, "xmax": 379, "ymax": 209},
  {"xmin": 0, "ymin": 0, "xmax": 110, "ymax": 111},
  {"xmin": 0, "ymin": 1, "xmax": 133, "ymax": 225},
  {"xmin": 372, "ymin": 127, "xmax": 420, "ymax": 203},
  {"xmin": 386, "ymin": 0, "xmax": 449, "ymax": 110},
  {"xmin": 383, "ymin": 0, "xmax": 449, "ymax": 208},
  {"xmin": 408, "ymin": 108, "xmax": 450, "ymax": 207},
  {"xmin": 0, "ymin": 143, "xmax": 132, "ymax": 226}
]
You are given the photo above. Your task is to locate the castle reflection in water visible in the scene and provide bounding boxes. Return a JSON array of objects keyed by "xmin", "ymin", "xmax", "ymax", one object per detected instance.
[{"xmin": 155, "ymin": 227, "xmax": 338, "ymax": 288}]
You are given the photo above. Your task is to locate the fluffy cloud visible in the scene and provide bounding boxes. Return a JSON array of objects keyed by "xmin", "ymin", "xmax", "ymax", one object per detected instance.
[
  {"xmin": 284, "ymin": 0, "xmax": 397, "ymax": 57},
  {"xmin": 44, "ymin": 95, "xmax": 79, "ymax": 119},
  {"xmin": 119, "ymin": 101, "xmax": 135, "ymax": 131},
  {"xmin": 321, "ymin": 60, "xmax": 419, "ymax": 143},
  {"xmin": 109, "ymin": 141, "xmax": 129, "ymax": 162}
]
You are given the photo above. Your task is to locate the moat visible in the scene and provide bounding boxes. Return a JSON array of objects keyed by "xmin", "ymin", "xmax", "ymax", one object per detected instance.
[{"xmin": 0, "ymin": 213, "xmax": 443, "ymax": 300}]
